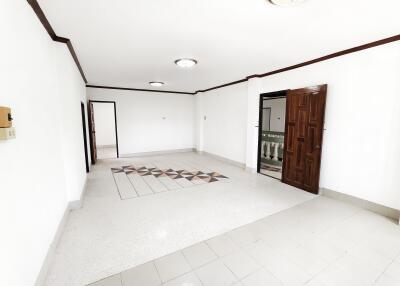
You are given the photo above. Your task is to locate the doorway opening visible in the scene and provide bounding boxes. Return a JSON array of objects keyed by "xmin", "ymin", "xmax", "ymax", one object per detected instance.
[
  {"xmin": 257, "ymin": 90, "xmax": 287, "ymax": 180},
  {"xmin": 257, "ymin": 85, "xmax": 327, "ymax": 194},
  {"xmin": 88, "ymin": 100, "xmax": 119, "ymax": 162},
  {"xmin": 80, "ymin": 102, "xmax": 89, "ymax": 173}
]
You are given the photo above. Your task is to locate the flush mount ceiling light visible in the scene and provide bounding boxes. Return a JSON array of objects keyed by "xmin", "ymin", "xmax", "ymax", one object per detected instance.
[
  {"xmin": 268, "ymin": 0, "xmax": 306, "ymax": 6},
  {"xmin": 149, "ymin": 81, "xmax": 165, "ymax": 87},
  {"xmin": 175, "ymin": 58, "xmax": 198, "ymax": 68}
]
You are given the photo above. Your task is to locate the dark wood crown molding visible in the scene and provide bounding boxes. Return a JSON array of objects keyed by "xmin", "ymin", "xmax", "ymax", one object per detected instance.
[
  {"xmin": 86, "ymin": 85, "xmax": 195, "ymax": 95},
  {"xmin": 27, "ymin": 1, "xmax": 399, "ymax": 95},
  {"xmin": 27, "ymin": 0, "xmax": 88, "ymax": 83},
  {"xmin": 194, "ymin": 34, "xmax": 400, "ymax": 94}
]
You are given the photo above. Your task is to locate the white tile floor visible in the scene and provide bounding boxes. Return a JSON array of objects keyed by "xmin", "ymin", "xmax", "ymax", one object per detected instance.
[
  {"xmin": 97, "ymin": 146, "xmax": 117, "ymax": 159},
  {"xmin": 88, "ymin": 197, "xmax": 400, "ymax": 286},
  {"xmin": 44, "ymin": 152, "xmax": 400, "ymax": 286}
]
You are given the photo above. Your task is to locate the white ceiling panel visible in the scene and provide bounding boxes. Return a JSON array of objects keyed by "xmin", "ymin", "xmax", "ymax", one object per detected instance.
[{"xmin": 38, "ymin": 0, "xmax": 400, "ymax": 92}]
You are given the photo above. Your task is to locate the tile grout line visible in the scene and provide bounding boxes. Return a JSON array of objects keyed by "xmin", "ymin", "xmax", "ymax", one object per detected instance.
[
  {"xmin": 151, "ymin": 260, "xmax": 163, "ymax": 286},
  {"xmin": 223, "ymin": 230, "xmax": 287, "ymax": 285},
  {"xmin": 119, "ymin": 272, "xmax": 124, "ymax": 286},
  {"xmin": 150, "ymin": 161, "xmax": 172, "ymax": 191},
  {"xmin": 149, "ymin": 161, "xmax": 175, "ymax": 192},
  {"xmin": 136, "ymin": 165, "xmax": 158, "ymax": 194},
  {"xmin": 180, "ymin": 248, "xmax": 206, "ymax": 286},
  {"xmin": 111, "ymin": 171, "xmax": 124, "ymax": 200},
  {"xmin": 371, "ymin": 252, "xmax": 400, "ymax": 285},
  {"xmin": 124, "ymin": 172, "xmax": 140, "ymax": 198}
]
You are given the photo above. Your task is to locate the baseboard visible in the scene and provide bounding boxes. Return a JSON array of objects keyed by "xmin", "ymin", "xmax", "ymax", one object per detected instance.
[
  {"xmin": 69, "ymin": 179, "xmax": 88, "ymax": 210},
  {"xmin": 34, "ymin": 205, "xmax": 70, "ymax": 286},
  {"xmin": 97, "ymin": 144, "xmax": 116, "ymax": 148},
  {"xmin": 35, "ymin": 178, "xmax": 87, "ymax": 286},
  {"xmin": 121, "ymin": 148, "xmax": 195, "ymax": 158},
  {"xmin": 197, "ymin": 150, "xmax": 246, "ymax": 169},
  {"xmin": 321, "ymin": 188, "xmax": 400, "ymax": 222},
  {"xmin": 245, "ymin": 167, "xmax": 257, "ymax": 173}
]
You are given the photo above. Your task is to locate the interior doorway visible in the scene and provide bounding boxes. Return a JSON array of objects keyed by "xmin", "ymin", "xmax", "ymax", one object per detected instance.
[
  {"xmin": 88, "ymin": 100, "xmax": 119, "ymax": 162},
  {"xmin": 257, "ymin": 85, "xmax": 327, "ymax": 194},
  {"xmin": 80, "ymin": 102, "xmax": 89, "ymax": 173},
  {"xmin": 257, "ymin": 90, "xmax": 287, "ymax": 180}
]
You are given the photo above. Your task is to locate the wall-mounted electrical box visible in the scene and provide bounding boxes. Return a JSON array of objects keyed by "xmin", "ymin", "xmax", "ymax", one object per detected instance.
[
  {"xmin": 0, "ymin": 106, "xmax": 15, "ymax": 140},
  {"xmin": 0, "ymin": 106, "xmax": 13, "ymax": 128},
  {"xmin": 0, "ymin": 127, "xmax": 16, "ymax": 140}
]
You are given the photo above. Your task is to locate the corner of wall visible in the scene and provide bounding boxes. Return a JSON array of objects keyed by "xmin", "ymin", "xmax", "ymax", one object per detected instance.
[{"xmin": 245, "ymin": 78, "xmax": 261, "ymax": 170}]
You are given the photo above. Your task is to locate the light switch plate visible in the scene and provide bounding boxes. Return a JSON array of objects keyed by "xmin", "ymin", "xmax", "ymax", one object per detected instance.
[{"xmin": 0, "ymin": 127, "xmax": 16, "ymax": 140}]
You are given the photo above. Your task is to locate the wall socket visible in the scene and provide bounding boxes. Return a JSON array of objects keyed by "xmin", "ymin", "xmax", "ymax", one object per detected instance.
[{"xmin": 0, "ymin": 127, "xmax": 16, "ymax": 140}]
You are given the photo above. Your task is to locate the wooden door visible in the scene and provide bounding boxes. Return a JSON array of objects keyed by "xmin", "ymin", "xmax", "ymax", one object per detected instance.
[
  {"xmin": 88, "ymin": 102, "xmax": 97, "ymax": 164},
  {"xmin": 282, "ymin": 85, "xmax": 327, "ymax": 194}
]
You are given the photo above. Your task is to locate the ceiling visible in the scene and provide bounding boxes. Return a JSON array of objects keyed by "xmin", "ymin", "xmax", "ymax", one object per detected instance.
[{"xmin": 38, "ymin": 0, "xmax": 400, "ymax": 93}]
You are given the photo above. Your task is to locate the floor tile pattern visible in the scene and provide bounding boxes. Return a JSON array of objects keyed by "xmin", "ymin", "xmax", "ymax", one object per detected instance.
[
  {"xmin": 44, "ymin": 152, "xmax": 316, "ymax": 286},
  {"xmin": 111, "ymin": 165, "xmax": 229, "ymax": 199},
  {"xmin": 88, "ymin": 196, "xmax": 400, "ymax": 286}
]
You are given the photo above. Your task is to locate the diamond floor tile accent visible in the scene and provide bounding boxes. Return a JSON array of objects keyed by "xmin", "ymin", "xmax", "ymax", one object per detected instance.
[{"xmin": 111, "ymin": 165, "xmax": 229, "ymax": 199}]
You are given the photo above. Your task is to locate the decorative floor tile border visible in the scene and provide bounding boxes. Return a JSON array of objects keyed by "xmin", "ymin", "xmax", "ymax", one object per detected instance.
[{"xmin": 111, "ymin": 165, "xmax": 229, "ymax": 200}]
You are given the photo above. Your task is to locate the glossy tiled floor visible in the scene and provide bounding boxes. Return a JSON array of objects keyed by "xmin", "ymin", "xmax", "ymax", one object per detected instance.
[
  {"xmin": 88, "ymin": 195, "xmax": 400, "ymax": 286},
  {"xmin": 44, "ymin": 152, "xmax": 400, "ymax": 286},
  {"xmin": 44, "ymin": 152, "xmax": 315, "ymax": 286},
  {"xmin": 97, "ymin": 146, "xmax": 117, "ymax": 159}
]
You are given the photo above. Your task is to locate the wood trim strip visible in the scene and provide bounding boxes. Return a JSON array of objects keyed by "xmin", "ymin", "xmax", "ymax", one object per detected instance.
[
  {"xmin": 65, "ymin": 39, "xmax": 88, "ymax": 83},
  {"xmin": 27, "ymin": 0, "xmax": 88, "ymax": 83},
  {"xmin": 86, "ymin": 85, "xmax": 195, "ymax": 95},
  {"xmin": 27, "ymin": 0, "xmax": 400, "ymax": 95},
  {"xmin": 196, "ymin": 78, "xmax": 248, "ymax": 93},
  {"xmin": 248, "ymin": 35, "xmax": 400, "ymax": 79},
  {"xmin": 27, "ymin": 0, "xmax": 57, "ymax": 40},
  {"xmin": 194, "ymin": 34, "xmax": 400, "ymax": 94},
  {"xmin": 87, "ymin": 34, "xmax": 400, "ymax": 95}
]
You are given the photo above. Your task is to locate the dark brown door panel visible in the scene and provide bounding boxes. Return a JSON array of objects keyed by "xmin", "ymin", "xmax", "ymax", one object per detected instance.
[{"xmin": 282, "ymin": 84, "xmax": 327, "ymax": 194}]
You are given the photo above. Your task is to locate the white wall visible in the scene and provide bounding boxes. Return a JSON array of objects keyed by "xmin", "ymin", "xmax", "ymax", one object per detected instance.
[
  {"xmin": 198, "ymin": 82, "xmax": 248, "ymax": 164},
  {"xmin": 246, "ymin": 42, "xmax": 400, "ymax": 210},
  {"xmin": 87, "ymin": 88, "xmax": 195, "ymax": 155},
  {"xmin": 93, "ymin": 103, "xmax": 116, "ymax": 146},
  {"xmin": 262, "ymin": 98, "xmax": 286, "ymax": 132},
  {"xmin": 0, "ymin": 2, "xmax": 88, "ymax": 286},
  {"xmin": 198, "ymin": 41, "xmax": 400, "ymax": 210}
]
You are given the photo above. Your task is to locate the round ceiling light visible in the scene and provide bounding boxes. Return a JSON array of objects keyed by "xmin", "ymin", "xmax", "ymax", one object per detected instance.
[
  {"xmin": 268, "ymin": 0, "xmax": 306, "ymax": 6},
  {"xmin": 175, "ymin": 58, "xmax": 198, "ymax": 68},
  {"xmin": 149, "ymin": 81, "xmax": 165, "ymax": 87}
]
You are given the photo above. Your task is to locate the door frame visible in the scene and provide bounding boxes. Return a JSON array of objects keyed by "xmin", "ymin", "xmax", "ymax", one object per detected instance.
[
  {"xmin": 88, "ymin": 100, "xmax": 120, "ymax": 160},
  {"xmin": 257, "ymin": 90, "xmax": 288, "ymax": 176},
  {"xmin": 80, "ymin": 102, "xmax": 90, "ymax": 173}
]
